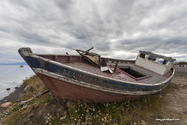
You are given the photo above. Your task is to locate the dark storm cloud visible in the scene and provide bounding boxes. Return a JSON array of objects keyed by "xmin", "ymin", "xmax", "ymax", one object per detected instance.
[
  {"xmin": 0, "ymin": 0, "xmax": 187, "ymax": 63},
  {"xmin": 54, "ymin": 0, "xmax": 74, "ymax": 10},
  {"xmin": 114, "ymin": 35, "xmax": 187, "ymax": 54}
]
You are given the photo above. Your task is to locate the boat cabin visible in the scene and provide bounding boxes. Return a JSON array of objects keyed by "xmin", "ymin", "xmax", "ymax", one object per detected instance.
[{"xmin": 135, "ymin": 51, "xmax": 176, "ymax": 75}]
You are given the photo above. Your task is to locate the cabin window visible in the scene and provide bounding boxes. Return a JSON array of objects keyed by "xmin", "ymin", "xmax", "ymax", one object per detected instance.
[
  {"xmin": 148, "ymin": 57, "xmax": 156, "ymax": 61},
  {"xmin": 158, "ymin": 58, "xmax": 168, "ymax": 65},
  {"xmin": 163, "ymin": 60, "xmax": 168, "ymax": 65},
  {"xmin": 139, "ymin": 53, "xmax": 145, "ymax": 58},
  {"xmin": 158, "ymin": 58, "xmax": 164, "ymax": 64},
  {"xmin": 120, "ymin": 67, "xmax": 146, "ymax": 78}
]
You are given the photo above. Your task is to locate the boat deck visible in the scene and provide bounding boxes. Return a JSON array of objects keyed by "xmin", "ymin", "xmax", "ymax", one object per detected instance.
[{"xmin": 64, "ymin": 62, "xmax": 171, "ymax": 84}]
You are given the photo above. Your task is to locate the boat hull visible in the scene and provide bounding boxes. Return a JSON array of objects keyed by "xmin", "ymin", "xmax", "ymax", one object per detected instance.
[
  {"xmin": 36, "ymin": 73, "xmax": 143, "ymax": 102},
  {"xmin": 18, "ymin": 48, "xmax": 175, "ymax": 102}
]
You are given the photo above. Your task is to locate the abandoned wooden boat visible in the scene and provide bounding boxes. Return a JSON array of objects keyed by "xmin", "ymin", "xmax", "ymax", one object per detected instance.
[{"xmin": 18, "ymin": 47, "xmax": 176, "ymax": 102}]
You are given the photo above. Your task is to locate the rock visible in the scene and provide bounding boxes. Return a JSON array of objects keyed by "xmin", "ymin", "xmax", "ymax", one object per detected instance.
[
  {"xmin": 56, "ymin": 113, "xmax": 60, "ymax": 118},
  {"xmin": 112, "ymin": 119, "xmax": 118, "ymax": 122},
  {"xmin": 15, "ymin": 87, "xmax": 18, "ymax": 89},
  {"xmin": 1, "ymin": 102, "xmax": 13, "ymax": 107},
  {"xmin": 0, "ymin": 114, "xmax": 14, "ymax": 124},
  {"xmin": 23, "ymin": 105, "xmax": 34, "ymax": 115},
  {"xmin": 6, "ymin": 88, "xmax": 10, "ymax": 91},
  {"xmin": 60, "ymin": 115, "xmax": 66, "ymax": 121},
  {"xmin": 28, "ymin": 112, "xmax": 34, "ymax": 118},
  {"xmin": 38, "ymin": 109, "xmax": 43, "ymax": 116},
  {"xmin": 66, "ymin": 101, "xmax": 70, "ymax": 108},
  {"xmin": 44, "ymin": 103, "xmax": 48, "ymax": 108},
  {"xmin": 23, "ymin": 85, "xmax": 29, "ymax": 92},
  {"xmin": 15, "ymin": 98, "xmax": 21, "ymax": 102}
]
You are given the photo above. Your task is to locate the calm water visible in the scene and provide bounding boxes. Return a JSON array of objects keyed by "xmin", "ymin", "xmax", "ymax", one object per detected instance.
[{"xmin": 0, "ymin": 65, "xmax": 34, "ymax": 100}]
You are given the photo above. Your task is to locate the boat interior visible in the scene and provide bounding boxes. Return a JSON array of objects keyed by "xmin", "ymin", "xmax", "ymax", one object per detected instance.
[{"xmin": 36, "ymin": 54, "xmax": 173, "ymax": 84}]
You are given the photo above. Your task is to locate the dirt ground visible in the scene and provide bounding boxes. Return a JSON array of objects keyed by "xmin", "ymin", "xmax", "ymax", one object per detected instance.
[
  {"xmin": 158, "ymin": 67, "xmax": 187, "ymax": 125},
  {"xmin": 164, "ymin": 77, "xmax": 187, "ymax": 124}
]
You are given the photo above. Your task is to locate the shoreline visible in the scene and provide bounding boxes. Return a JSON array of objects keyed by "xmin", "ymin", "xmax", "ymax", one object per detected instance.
[{"xmin": 0, "ymin": 85, "xmax": 25, "ymax": 113}]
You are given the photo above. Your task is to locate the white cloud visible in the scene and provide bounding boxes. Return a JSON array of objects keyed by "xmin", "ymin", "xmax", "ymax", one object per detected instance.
[{"xmin": 0, "ymin": 0, "xmax": 187, "ymax": 63}]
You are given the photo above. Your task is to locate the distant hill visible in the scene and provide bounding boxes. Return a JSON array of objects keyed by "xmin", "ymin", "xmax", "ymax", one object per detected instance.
[{"xmin": 0, "ymin": 62, "xmax": 27, "ymax": 65}]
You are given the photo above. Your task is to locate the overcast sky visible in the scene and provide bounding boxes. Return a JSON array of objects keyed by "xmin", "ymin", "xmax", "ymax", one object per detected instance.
[{"xmin": 0, "ymin": 0, "xmax": 187, "ymax": 63}]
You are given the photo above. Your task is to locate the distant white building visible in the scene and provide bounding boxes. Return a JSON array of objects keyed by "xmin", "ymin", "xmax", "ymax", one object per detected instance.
[{"xmin": 174, "ymin": 64, "xmax": 187, "ymax": 67}]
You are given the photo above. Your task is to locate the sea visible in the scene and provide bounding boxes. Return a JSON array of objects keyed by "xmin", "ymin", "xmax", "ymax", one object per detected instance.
[{"xmin": 0, "ymin": 65, "xmax": 34, "ymax": 100}]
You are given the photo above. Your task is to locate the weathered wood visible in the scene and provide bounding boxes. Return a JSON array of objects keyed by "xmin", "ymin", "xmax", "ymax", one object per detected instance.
[
  {"xmin": 76, "ymin": 48, "xmax": 101, "ymax": 68},
  {"xmin": 114, "ymin": 60, "xmax": 119, "ymax": 72},
  {"xmin": 19, "ymin": 89, "xmax": 49, "ymax": 106}
]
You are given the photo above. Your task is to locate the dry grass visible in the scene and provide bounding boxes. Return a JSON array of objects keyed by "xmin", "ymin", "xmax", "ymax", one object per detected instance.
[
  {"xmin": 62, "ymin": 93, "xmax": 163, "ymax": 124},
  {"xmin": 20, "ymin": 75, "xmax": 47, "ymax": 101}
]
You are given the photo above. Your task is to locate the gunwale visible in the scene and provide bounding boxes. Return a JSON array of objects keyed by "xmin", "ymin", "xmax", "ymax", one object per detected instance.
[{"xmin": 30, "ymin": 53, "xmax": 175, "ymax": 86}]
